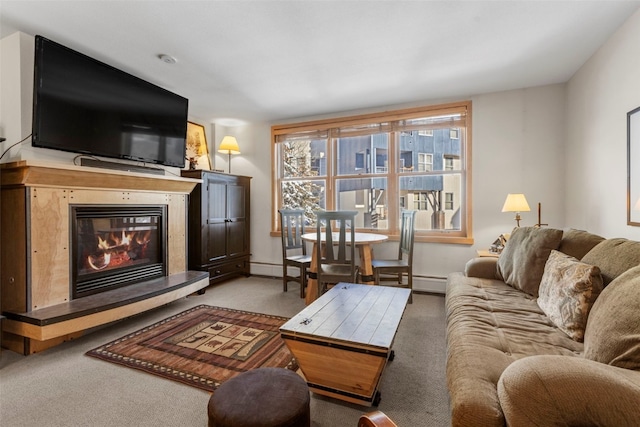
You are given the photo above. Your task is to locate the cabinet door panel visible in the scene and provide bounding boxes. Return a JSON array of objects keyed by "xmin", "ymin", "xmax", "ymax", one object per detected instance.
[
  {"xmin": 227, "ymin": 184, "xmax": 246, "ymax": 219},
  {"xmin": 227, "ymin": 221, "xmax": 246, "ymax": 257},
  {"xmin": 208, "ymin": 181, "xmax": 227, "ymax": 220},
  {"xmin": 207, "ymin": 222, "xmax": 227, "ymax": 262}
]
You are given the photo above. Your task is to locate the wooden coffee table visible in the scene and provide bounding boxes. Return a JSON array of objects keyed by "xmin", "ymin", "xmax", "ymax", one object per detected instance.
[{"xmin": 280, "ymin": 282, "xmax": 411, "ymax": 406}]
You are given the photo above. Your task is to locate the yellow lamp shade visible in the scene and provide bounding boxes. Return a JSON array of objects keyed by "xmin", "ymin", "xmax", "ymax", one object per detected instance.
[
  {"xmin": 218, "ymin": 136, "xmax": 240, "ymax": 154},
  {"xmin": 501, "ymin": 193, "xmax": 531, "ymax": 213}
]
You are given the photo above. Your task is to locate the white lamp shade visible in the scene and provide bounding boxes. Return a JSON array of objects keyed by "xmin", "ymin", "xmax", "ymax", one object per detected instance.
[
  {"xmin": 218, "ymin": 136, "xmax": 240, "ymax": 154},
  {"xmin": 501, "ymin": 193, "xmax": 531, "ymax": 212}
]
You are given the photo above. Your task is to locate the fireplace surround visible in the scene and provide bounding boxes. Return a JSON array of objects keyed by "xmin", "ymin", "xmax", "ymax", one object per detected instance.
[{"xmin": 0, "ymin": 161, "xmax": 208, "ymax": 354}]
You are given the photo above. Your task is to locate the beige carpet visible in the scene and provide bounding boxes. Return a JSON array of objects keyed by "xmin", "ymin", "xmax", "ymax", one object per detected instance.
[{"xmin": 0, "ymin": 276, "xmax": 450, "ymax": 427}]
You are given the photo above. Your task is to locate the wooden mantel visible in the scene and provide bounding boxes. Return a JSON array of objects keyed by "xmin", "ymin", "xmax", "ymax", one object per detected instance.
[
  {"xmin": 0, "ymin": 160, "xmax": 199, "ymax": 193},
  {"xmin": 0, "ymin": 160, "xmax": 207, "ymax": 354}
]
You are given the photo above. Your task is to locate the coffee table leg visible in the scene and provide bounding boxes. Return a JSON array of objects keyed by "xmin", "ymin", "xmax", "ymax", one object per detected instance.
[{"xmin": 373, "ymin": 390, "xmax": 382, "ymax": 406}]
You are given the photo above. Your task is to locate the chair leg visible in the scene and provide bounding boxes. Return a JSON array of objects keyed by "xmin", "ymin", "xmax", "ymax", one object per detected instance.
[
  {"xmin": 282, "ymin": 264, "xmax": 288, "ymax": 292},
  {"xmin": 300, "ymin": 266, "xmax": 307, "ymax": 299},
  {"xmin": 407, "ymin": 270, "xmax": 413, "ymax": 304}
]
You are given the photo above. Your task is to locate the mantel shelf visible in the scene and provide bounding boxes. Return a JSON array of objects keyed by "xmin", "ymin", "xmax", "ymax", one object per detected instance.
[{"xmin": 1, "ymin": 160, "xmax": 201, "ymax": 193}]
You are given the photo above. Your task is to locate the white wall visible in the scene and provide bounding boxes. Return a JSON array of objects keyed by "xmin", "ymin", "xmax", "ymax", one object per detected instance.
[
  {"xmin": 0, "ymin": 32, "xmax": 33, "ymax": 157},
  {"xmin": 565, "ymin": 8, "xmax": 640, "ymax": 240}
]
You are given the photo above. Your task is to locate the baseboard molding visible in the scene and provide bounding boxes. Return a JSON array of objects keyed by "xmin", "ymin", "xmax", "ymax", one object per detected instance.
[{"xmin": 249, "ymin": 262, "xmax": 447, "ymax": 295}]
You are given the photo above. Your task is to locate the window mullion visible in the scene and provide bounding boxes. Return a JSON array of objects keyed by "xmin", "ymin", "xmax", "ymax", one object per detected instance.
[{"xmin": 387, "ymin": 131, "xmax": 399, "ymax": 235}]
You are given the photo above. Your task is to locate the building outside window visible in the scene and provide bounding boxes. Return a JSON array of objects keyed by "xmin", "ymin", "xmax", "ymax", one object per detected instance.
[{"xmin": 272, "ymin": 101, "xmax": 472, "ymax": 243}]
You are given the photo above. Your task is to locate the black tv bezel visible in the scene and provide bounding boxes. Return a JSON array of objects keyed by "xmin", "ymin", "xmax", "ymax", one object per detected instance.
[{"xmin": 32, "ymin": 35, "xmax": 188, "ymax": 168}]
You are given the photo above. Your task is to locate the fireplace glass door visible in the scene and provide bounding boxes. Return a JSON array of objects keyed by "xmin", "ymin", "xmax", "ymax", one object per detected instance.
[{"xmin": 72, "ymin": 205, "xmax": 166, "ymax": 298}]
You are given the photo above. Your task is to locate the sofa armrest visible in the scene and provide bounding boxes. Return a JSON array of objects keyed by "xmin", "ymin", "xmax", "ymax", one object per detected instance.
[
  {"xmin": 464, "ymin": 257, "xmax": 498, "ymax": 279},
  {"xmin": 498, "ymin": 355, "xmax": 640, "ymax": 426}
]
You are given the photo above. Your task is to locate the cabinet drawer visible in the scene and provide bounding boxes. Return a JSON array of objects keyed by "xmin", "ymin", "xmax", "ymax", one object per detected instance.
[{"xmin": 207, "ymin": 258, "xmax": 250, "ymax": 283}]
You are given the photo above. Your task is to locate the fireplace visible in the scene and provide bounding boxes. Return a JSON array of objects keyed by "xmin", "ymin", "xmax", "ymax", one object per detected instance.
[{"xmin": 72, "ymin": 205, "xmax": 167, "ymax": 299}]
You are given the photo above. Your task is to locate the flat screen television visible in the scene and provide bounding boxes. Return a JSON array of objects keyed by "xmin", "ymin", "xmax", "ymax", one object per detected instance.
[{"xmin": 32, "ymin": 35, "xmax": 188, "ymax": 168}]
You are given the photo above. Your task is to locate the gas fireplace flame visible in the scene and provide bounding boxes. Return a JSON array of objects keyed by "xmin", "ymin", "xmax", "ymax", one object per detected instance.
[{"xmin": 87, "ymin": 230, "xmax": 152, "ymax": 271}]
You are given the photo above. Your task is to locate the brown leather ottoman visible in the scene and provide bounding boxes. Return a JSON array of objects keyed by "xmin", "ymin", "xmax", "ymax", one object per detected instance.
[{"xmin": 207, "ymin": 367, "xmax": 310, "ymax": 427}]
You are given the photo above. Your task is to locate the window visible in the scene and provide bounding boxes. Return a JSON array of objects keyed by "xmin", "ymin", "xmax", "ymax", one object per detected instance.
[
  {"xmin": 413, "ymin": 192, "xmax": 429, "ymax": 210},
  {"xmin": 444, "ymin": 156, "xmax": 454, "ymax": 171},
  {"xmin": 418, "ymin": 153, "xmax": 433, "ymax": 172},
  {"xmin": 272, "ymin": 101, "xmax": 472, "ymax": 243},
  {"xmin": 445, "ymin": 192, "xmax": 454, "ymax": 210}
]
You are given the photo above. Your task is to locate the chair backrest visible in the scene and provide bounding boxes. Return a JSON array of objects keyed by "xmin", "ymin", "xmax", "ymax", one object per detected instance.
[
  {"xmin": 279, "ymin": 209, "xmax": 307, "ymax": 255},
  {"xmin": 398, "ymin": 210, "xmax": 417, "ymax": 262},
  {"xmin": 316, "ymin": 210, "xmax": 357, "ymax": 266}
]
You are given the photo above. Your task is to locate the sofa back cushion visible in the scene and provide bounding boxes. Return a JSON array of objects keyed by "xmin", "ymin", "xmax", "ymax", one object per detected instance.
[
  {"xmin": 583, "ymin": 265, "xmax": 640, "ymax": 370},
  {"xmin": 581, "ymin": 238, "xmax": 640, "ymax": 286},
  {"xmin": 557, "ymin": 228, "xmax": 605, "ymax": 260},
  {"xmin": 537, "ymin": 250, "xmax": 603, "ymax": 342},
  {"xmin": 497, "ymin": 226, "xmax": 563, "ymax": 297}
]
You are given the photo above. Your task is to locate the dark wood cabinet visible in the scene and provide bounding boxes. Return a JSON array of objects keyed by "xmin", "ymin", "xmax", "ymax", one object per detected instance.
[{"xmin": 181, "ymin": 170, "xmax": 251, "ymax": 285}]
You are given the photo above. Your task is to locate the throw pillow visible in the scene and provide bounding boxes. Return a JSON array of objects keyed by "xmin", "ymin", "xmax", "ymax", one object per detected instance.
[
  {"xmin": 583, "ymin": 265, "xmax": 640, "ymax": 370},
  {"xmin": 496, "ymin": 226, "xmax": 563, "ymax": 297},
  {"xmin": 581, "ymin": 238, "xmax": 640, "ymax": 286},
  {"xmin": 557, "ymin": 228, "xmax": 605, "ymax": 260},
  {"xmin": 537, "ymin": 250, "xmax": 603, "ymax": 342}
]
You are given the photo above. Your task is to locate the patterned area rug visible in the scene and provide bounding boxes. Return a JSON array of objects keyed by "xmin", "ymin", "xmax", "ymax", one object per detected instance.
[{"xmin": 86, "ymin": 305, "xmax": 298, "ymax": 392}]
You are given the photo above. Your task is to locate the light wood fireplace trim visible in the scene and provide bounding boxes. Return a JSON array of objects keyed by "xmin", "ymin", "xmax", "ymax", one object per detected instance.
[{"xmin": 1, "ymin": 161, "xmax": 204, "ymax": 354}]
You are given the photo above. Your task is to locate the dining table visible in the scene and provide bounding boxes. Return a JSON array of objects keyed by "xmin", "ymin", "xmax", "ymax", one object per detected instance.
[{"xmin": 301, "ymin": 231, "xmax": 388, "ymax": 305}]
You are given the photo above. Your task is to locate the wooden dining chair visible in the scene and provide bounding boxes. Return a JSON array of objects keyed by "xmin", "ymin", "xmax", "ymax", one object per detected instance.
[
  {"xmin": 316, "ymin": 210, "xmax": 358, "ymax": 296},
  {"xmin": 279, "ymin": 209, "xmax": 312, "ymax": 298},
  {"xmin": 371, "ymin": 210, "xmax": 417, "ymax": 303}
]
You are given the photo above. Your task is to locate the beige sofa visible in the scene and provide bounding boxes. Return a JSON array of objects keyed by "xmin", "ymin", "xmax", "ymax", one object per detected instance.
[{"xmin": 445, "ymin": 227, "xmax": 640, "ymax": 426}]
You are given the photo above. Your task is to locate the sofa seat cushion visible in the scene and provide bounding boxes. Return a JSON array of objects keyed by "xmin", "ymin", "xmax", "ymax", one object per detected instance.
[
  {"xmin": 496, "ymin": 226, "xmax": 563, "ymax": 297},
  {"xmin": 446, "ymin": 273, "xmax": 583, "ymax": 427}
]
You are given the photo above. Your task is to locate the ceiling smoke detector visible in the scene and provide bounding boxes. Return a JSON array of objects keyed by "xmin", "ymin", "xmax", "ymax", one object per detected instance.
[{"xmin": 158, "ymin": 54, "xmax": 177, "ymax": 64}]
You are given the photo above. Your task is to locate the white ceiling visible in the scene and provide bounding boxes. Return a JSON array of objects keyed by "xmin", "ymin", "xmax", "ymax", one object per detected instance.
[{"xmin": 1, "ymin": 1, "xmax": 639, "ymax": 126}]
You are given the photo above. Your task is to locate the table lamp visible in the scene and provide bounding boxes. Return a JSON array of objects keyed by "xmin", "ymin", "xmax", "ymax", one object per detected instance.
[
  {"xmin": 502, "ymin": 193, "xmax": 530, "ymax": 227},
  {"xmin": 218, "ymin": 136, "xmax": 240, "ymax": 173}
]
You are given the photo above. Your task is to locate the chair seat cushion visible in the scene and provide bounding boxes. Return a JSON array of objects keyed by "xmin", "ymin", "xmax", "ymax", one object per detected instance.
[
  {"xmin": 286, "ymin": 254, "xmax": 312, "ymax": 264},
  {"xmin": 320, "ymin": 264, "xmax": 356, "ymax": 276},
  {"xmin": 371, "ymin": 259, "xmax": 408, "ymax": 268}
]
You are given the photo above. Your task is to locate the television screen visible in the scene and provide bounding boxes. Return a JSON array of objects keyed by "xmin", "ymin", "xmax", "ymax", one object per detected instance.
[{"xmin": 33, "ymin": 35, "xmax": 188, "ymax": 168}]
